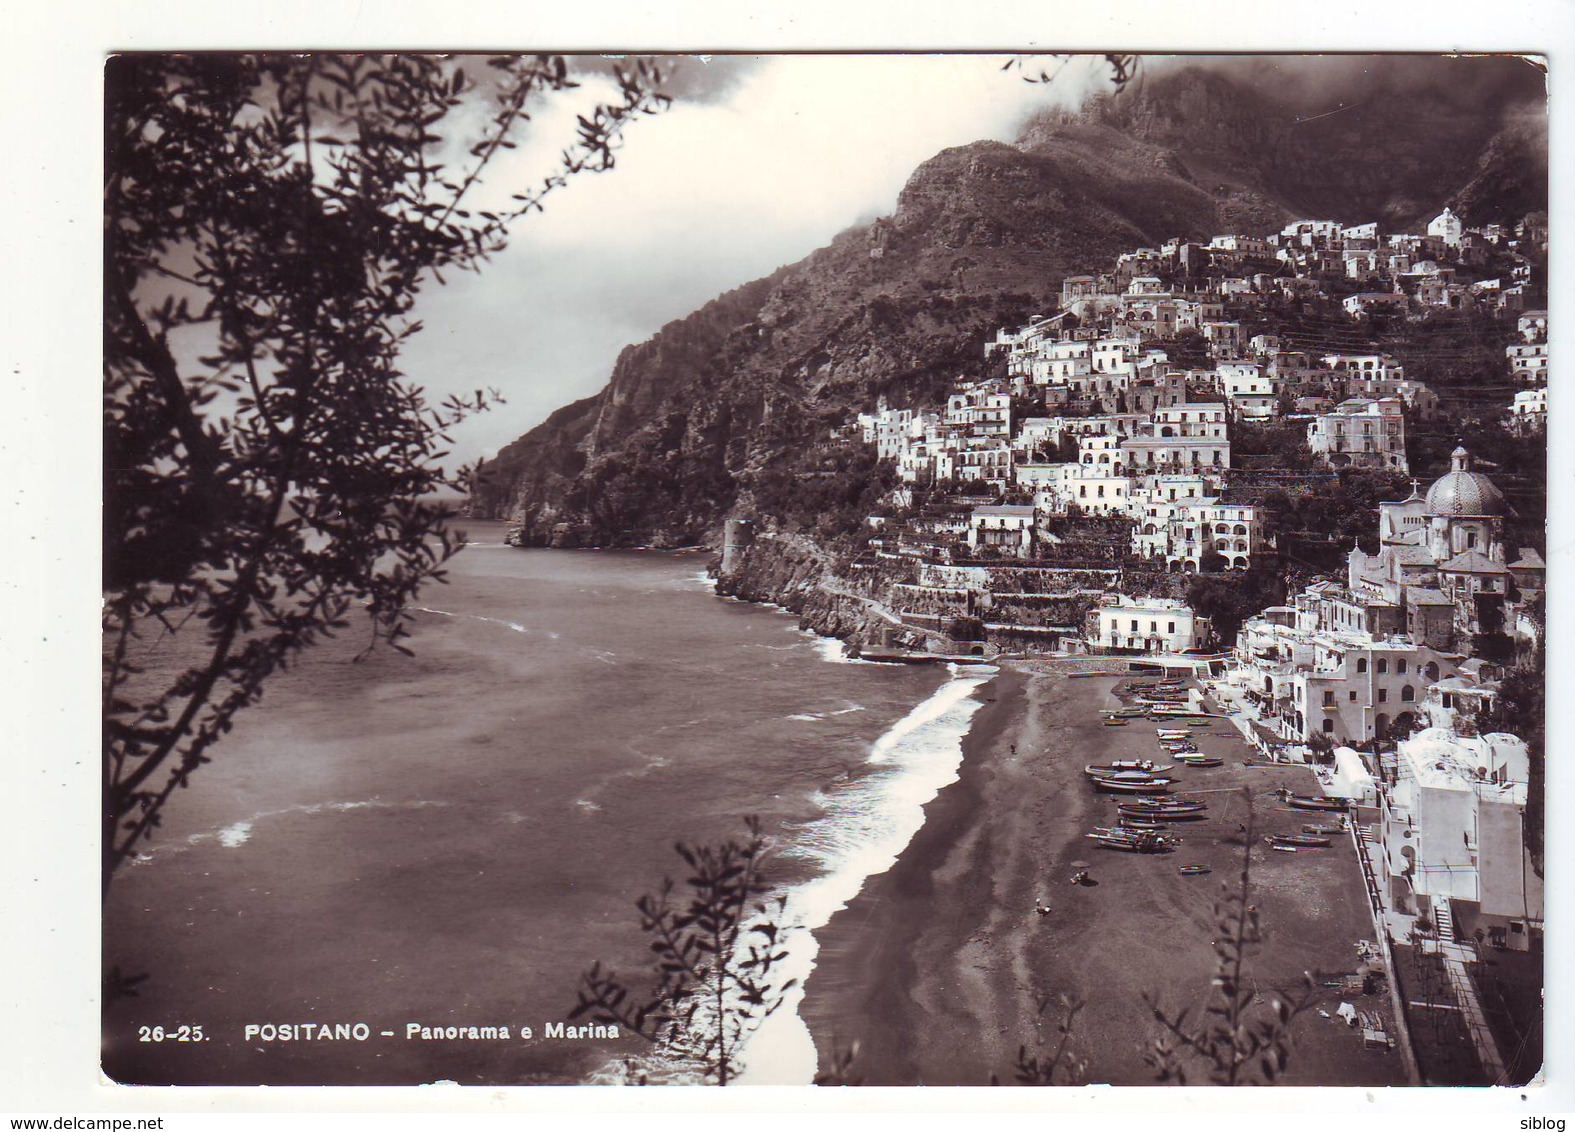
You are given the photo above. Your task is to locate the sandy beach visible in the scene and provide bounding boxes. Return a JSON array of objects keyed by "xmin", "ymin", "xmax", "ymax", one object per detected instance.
[{"xmin": 799, "ymin": 662, "xmax": 1409, "ymax": 1087}]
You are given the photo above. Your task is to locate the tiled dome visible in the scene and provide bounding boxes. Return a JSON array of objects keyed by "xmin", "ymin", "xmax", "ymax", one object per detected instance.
[{"xmin": 1425, "ymin": 447, "xmax": 1506, "ymax": 517}]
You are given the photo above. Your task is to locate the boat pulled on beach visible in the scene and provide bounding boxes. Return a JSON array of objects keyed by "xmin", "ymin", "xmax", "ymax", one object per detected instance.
[
  {"xmin": 1092, "ymin": 778, "xmax": 1172, "ymax": 795},
  {"xmin": 1279, "ymin": 790, "xmax": 1349, "ymax": 812},
  {"xmin": 1268, "ymin": 833, "xmax": 1333, "ymax": 848},
  {"xmin": 1118, "ymin": 796, "xmax": 1205, "ymax": 811},
  {"xmin": 1084, "ymin": 761, "xmax": 1171, "ymax": 776},
  {"xmin": 1087, "ymin": 828, "xmax": 1177, "ymax": 853}
]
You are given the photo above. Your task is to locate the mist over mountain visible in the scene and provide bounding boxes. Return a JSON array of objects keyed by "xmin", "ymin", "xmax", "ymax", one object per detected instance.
[{"xmin": 467, "ymin": 60, "xmax": 1547, "ymax": 546}]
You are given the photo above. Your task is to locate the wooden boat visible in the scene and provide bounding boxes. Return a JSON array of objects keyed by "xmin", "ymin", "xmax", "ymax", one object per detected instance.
[
  {"xmin": 1087, "ymin": 829, "xmax": 1175, "ymax": 853},
  {"xmin": 1186, "ymin": 720, "xmax": 1212, "ymax": 728},
  {"xmin": 1178, "ymin": 864, "xmax": 1211, "ymax": 876},
  {"xmin": 1119, "ymin": 797, "xmax": 1205, "ymax": 811},
  {"xmin": 1126, "ymin": 807, "xmax": 1206, "ymax": 822},
  {"xmin": 1281, "ymin": 793, "xmax": 1349, "ymax": 812},
  {"xmin": 1176, "ymin": 756, "xmax": 1223, "ymax": 768},
  {"xmin": 1155, "ymin": 728, "xmax": 1190, "ymax": 740},
  {"xmin": 1102, "ymin": 719, "xmax": 1129, "ymax": 727},
  {"xmin": 1093, "ymin": 778, "xmax": 1172, "ymax": 794},
  {"xmin": 1117, "ymin": 816, "xmax": 1168, "ymax": 830},
  {"xmin": 1084, "ymin": 762, "xmax": 1171, "ymax": 777},
  {"xmin": 1268, "ymin": 833, "xmax": 1332, "ymax": 848},
  {"xmin": 1117, "ymin": 802, "xmax": 1205, "ymax": 817},
  {"xmin": 1302, "ymin": 823, "xmax": 1345, "ymax": 835}
]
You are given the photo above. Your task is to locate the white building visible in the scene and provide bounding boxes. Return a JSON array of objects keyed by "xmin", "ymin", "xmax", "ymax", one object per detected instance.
[
  {"xmin": 946, "ymin": 387, "xmax": 1011, "ymax": 438},
  {"xmin": 967, "ymin": 505, "xmax": 1036, "ymax": 557},
  {"xmin": 1343, "ymin": 291, "xmax": 1409, "ymax": 317},
  {"xmin": 1426, "ymin": 207, "xmax": 1464, "ymax": 247},
  {"xmin": 1131, "ymin": 489, "xmax": 1259, "ymax": 571},
  {"xmin": 1218, "ymin": 363, "xmax": 1279, "ymax": 419},
  {"xmin": 1041, "ymin": 472, "xmax": 1132, "ymax": 517},
  {"xmin": 1505, "ymin": 342, "xmax": 1548, "ymax": 385},
  {"xmin": 1509, "ymin": 387, "xmax": 1546, "ymax": 434},
  {"xmin": 1087, "ymin": 595, "xmax": 1207, "ymax": 654},
  {"xmin": 1307, "ymin": 398, "xmax": 1408, "ymax": 473},
  {"xmin": 1377, "ymin": 728, "xmax": 1541, "ymax": 949},
  {"xmin": 1516, "ymin": 310, "xmax": 1547, "ymax": 344}
]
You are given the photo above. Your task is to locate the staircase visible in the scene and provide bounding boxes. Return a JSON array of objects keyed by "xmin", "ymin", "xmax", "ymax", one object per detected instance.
[{"xmin": 1434, "ymin": 900, "xmax": 1456, "ymax": 943}]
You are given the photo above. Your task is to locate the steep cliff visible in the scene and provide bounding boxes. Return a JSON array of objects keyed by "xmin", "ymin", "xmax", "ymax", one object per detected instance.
[{"xmin": 469, "ymin": 62, "xmax": 1546, "ymax": 547}]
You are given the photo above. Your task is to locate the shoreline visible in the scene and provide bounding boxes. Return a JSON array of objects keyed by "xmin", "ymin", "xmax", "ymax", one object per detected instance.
[
  {"xmin": 797, "ymin": 662, "xmax": 1410, "ymax": 1087},
  {"xmin": 795, "ymin": 664, "xmax": 1051, "ymax": 1083}
]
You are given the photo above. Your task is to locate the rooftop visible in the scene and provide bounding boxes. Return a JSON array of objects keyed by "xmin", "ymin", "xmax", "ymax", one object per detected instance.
[
  {"xmin": 1440, "ymin": 550, "xmax": 1510, "ymax": 575},
  {"xmin": 1399, "ymin": 728, "xmax": 1528, "ymax": 802}
]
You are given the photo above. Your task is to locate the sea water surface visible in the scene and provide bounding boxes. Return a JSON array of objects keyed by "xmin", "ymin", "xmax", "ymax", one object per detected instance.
[{"xmin": 102, "ymin": 521, "xmax": 988, "ymax": 1085}]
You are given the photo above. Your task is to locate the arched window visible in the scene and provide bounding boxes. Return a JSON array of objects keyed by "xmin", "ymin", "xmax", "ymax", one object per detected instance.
[
  {"xmin": 1321, "ymin": 718, "xmax": 1335, "ymax": 734},
  {"xmin": 1401, "ymin": 685, "xmax": 1415, "ymax": 702},
  {"xmin": 1376, "ymin": 658, "xmax": 1388, "ymax": 674},
  {"xmin": 1357, "ymin": 657, "xmax": 1367, "ymax": 673},
  {"xmin": 1423, "ymin": 661, "xmax": 1440, "ymax": 681},
  {"xmin": 1234, "ymin": 524, "xmax": 1247, "ymax": 535}
]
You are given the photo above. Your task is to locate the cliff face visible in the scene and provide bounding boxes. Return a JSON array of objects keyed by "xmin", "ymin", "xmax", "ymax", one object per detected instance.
[{"xmin": 469, "ymin": 62, "xmax": 1546, "ymax": 547}]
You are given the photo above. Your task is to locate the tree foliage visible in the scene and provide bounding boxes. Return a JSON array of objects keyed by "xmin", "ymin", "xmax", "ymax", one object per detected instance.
[
  {"xmin": 102, "ymin": 53, "xmax": 669, "ymax": 891},
  {"xmin": 1145, "ymin": 793, "xmax": 1316, "ymax": 1084},
  {"xmin": 569, "ymin": 817, "xmax": 796, "ymax": 1085}
]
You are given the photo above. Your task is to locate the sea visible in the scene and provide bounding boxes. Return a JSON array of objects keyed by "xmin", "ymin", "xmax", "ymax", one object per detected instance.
[{"xmin": 101, "ymin": 520, "xmax": 992, "ymax": 1086}]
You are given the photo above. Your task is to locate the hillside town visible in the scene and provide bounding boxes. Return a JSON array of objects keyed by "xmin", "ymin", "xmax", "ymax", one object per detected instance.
[{"xmin": 728, "ymin": 205, "xmax": 1548, "ymax": 1079}]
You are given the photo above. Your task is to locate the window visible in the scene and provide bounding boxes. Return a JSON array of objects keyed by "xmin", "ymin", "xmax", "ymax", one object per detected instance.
[
  {"xmin": 1168, "ymin": 622, "xmax": 1176, "ymax": 635},
  {"xmin": 1130, "ymin": 620, "xmax": 1139, "ymax": 632},
  {"xmin": 1402, "ymin": 685, "xmax": 1415, "ymax": 702},
  {"xmin": 1376, "ymin": 658, "xmax": 1388, "ymax": 674},
  {"xmin": 1397, "ymin": 659, "xmax": 1407, "ymax": 674},
  {"xmin": 1323, "ymin": 690, "xmax": 1335, "ymax": 706},
  {"xmin": 1350, "ymin": 691, "xmax": 1358, "ymax": 702},
  {"xmin": 1322, "ymin": 719, "xmax": 1335, "ymax": 734},
  {"xmin": 1378, "ymin": 688, "xmax": 1388, "ymax": 703},
  {"xmin": 1357, "ymin": 658, "xmax": 1367, "ymax": 673}
]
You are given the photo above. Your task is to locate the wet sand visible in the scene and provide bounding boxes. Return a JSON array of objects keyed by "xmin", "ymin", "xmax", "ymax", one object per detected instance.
[{"xmin": 798, "ymin": 664, "xmax": 1409, "ymax": 1087}]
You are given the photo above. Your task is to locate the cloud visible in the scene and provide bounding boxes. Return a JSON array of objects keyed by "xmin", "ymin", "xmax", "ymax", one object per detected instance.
[
  {"xmin": 569, "ymin": 54, "xmax": 768, "ymax": 104},
  {"xmin": 401, "ymin": 54, "xmax": 1106, "ymax": 464},
  {"xmin": 1141, "ymin": 52, "xmax": 1547, "ymax": 118}
]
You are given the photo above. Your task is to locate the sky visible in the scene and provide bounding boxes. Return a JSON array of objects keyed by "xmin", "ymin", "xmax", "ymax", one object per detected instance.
[{"xmin": 398, "ymin": 54, "xmax": 1119, "ymax": 467}]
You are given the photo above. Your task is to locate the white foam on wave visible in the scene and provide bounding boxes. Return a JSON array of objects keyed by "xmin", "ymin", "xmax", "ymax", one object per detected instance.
[
  {"xmin": 734, "ymin": 666, "xmax": 994, "ymax": 1084},
  {"xmin": 413, "ymin": 606, "xmax": 529, "ymax": 634},
  {"xmin": 809, "ymin": 634, "xmax": 883, "ymax": 666},
  {"xmin": 786, "ymin": 701, "xmax": 866, "ymax": 724},
  {"xmin": 217, "ymin": 821, "xmax": 253, "ymax": 848},
  {"xmin": 142, "ymin": 799, "xmax": 450, "ymax": 862}
]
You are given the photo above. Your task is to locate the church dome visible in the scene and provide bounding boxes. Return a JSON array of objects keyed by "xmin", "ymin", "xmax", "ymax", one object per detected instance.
[{"xmin": 1425, "ymin": 446, "xmax": 1506, "ymax": 517}]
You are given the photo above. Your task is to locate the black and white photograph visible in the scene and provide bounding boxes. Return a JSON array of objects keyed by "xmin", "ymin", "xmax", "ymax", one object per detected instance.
[{"xmin": 6, "ymin": 3, "xmax": 1573, "ymax": 1121}]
